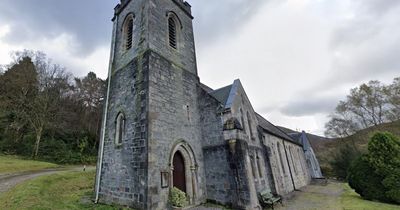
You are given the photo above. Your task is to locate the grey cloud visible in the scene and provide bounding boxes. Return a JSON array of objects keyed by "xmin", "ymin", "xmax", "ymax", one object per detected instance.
[
  {"xmin": 320, "ymin": 0, "xmax": 400, "ymax": 88},
  {"xmin": 0, "ymin": 0, "xmax": 117, "ymax": 56},
  {"xmin": 0, "ymin": 0, "xmax": 268, "ymax": 57},
  {"xmin": 354, "ymin": 0, "xmax": 400, "ymax": 16},
  {"xmin": 280, "ymin": 95, "xmax": 340, "ymax": 117},
  {"xmin": 191, "ymin": 0, "xmax": 269, "ymax": 45}
]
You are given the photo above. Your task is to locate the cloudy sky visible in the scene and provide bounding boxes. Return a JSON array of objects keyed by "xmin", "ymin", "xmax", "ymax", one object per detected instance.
[{"xmin": 0, "ymin": 0, "xmax": 399, "ymax": 136}]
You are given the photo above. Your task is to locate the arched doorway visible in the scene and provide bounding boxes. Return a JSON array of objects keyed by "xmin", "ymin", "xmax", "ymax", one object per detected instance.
[
  {"xmin": 169, "ymin": 140, "xmax": 198, "ymax": 205},
  {"xmin": 173, "ymin": 151, "xmax": 186, "ymax": 192}
]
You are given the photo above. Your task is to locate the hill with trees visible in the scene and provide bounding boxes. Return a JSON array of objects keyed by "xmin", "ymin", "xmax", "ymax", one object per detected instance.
[
  {"xmin": 313, "ymin": 76, "xmax": 400, "ymax": 179},
  {"xmin": 0, "ymin": 51, "xmax": 105, "ymax": 164}
]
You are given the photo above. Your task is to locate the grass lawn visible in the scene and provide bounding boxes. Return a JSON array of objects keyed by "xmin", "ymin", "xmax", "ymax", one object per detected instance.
[
  {"xmin": 0, "ymin": 155, "xmax": 59, "ymax": 174},
  {"xmin": 341, "ymin": 184, "xmax": 400, "ymax": 210},
  {"xmin": 0, "ymin": 170, "xmax": 127, "ymax": 210}
]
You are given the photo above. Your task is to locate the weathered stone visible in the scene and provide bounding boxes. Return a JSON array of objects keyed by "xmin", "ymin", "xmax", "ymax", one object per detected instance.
[{"xmin": 96, "ymin": 1, "xmax": 320, "ymax": 210}]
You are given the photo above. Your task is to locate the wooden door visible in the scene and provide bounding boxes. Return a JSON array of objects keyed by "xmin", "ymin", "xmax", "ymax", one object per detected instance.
[{"xmin": 173, "ymin": 151, "xmax": 186, "ymax": 193}]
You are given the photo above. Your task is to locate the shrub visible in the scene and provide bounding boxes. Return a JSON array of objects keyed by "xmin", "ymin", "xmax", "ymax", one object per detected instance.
[
  {"xmin": 169, "ymin": 187, "xmax": 188, "ymax": 208},
  {"xmin": 367, "ymin": 132, "xmax": 400, "ymax": 176},
  {"xmin": 347, "ymin": 132, "xmax": 400, "ymax": 204},
  {"xmin": 382, "ymin": 170, "xmax": 400, "ymax": 203},
  {"xmin": 347, "ymin": 155, "xmax": 388, "ymax": 202}
]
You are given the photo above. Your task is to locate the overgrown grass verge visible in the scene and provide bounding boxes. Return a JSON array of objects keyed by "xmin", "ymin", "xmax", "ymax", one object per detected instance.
[
  {"xmin": 0, "ymin": 170, "xmax": 127, "ymax": 210},
  {"xmin": 0, "ymin": 155, "xmax": 59, "ymax": 174},
  {"xmin": 341, "ymin": 184, "xmax": 400, "ymax": 210}
]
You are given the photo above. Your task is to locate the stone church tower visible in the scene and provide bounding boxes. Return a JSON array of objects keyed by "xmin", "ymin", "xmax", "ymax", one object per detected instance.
[
  {"xmin": 96, "ymin": 0, "xmax": 319, "ymax": 210},
  {"xmin": 95, "ymin": 0, "xmax": 206, "ymax": 209}
]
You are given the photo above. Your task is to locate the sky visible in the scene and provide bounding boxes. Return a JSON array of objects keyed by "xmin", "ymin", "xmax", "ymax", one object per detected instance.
[{"xmin": 0, "ymin": 0, "xmax": 399, "ymax": 136}]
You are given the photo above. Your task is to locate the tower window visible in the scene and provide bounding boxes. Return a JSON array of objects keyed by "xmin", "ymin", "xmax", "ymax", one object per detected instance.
[
  {"xmin": 115, "ymin": 112, "xmax": 125, "ymax": 146},
  {"xmin": 168, "ymin": 17, "xmax": 177, "ymax": 49},
  {"xmin": 123, "ymin": 15, "xmax": 134, "ymax": 51}
]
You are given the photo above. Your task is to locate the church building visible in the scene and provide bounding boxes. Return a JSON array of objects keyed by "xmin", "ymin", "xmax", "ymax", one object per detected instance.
[{"xmin": 95, "ymin": 0, "xmax": 321, "ymax": 209}]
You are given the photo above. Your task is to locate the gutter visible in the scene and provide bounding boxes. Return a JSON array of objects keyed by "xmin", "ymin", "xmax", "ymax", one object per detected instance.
[{"xmin": 95, "ymin": 14, "xmax": 118, "ymax": 203}]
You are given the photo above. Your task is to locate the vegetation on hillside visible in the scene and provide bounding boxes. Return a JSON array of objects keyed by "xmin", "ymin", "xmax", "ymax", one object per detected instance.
[
  {"xmin": 0, "ymin": 50, "xmax": 105, "ymax": 164},
  {"xmin": 316, "ymin": 119, "xmax": 400, "ymax": 178},
  {"xmin": 316, "ymin": 76, "xmax": 400, "ymax": 179}
]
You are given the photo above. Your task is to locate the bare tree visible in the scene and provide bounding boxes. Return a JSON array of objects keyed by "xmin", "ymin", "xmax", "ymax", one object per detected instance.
[
  {"xmin": 385, "ymin": 77, "xmax": 400, "ymax": 121},
  {"xmin": 325, "ymin": 80, "xmax": 391, "ymax": 138}
]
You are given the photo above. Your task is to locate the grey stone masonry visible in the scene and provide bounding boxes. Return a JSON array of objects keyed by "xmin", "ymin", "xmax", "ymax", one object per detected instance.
[
  {"xmin": 96, "ymin": 0, "xmax": 317, "ymax": 209},
  {"xmin": 98, "ymin": 53, "xmax": 149, "ymax": 209}
]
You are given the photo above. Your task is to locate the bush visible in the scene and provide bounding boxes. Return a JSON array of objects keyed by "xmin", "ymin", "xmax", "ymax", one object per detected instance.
[
  {"xmin": 169, "ymin": 187, "xmax": 188, "ymax": 208},
  {"xmin": 367, "ymin": 132, "xmax": 400, "ymax": 176},
  {"xmin": 347, "ymin": 156, "xmax": 388, "ymax": 202},
  {"xmin": 347, "ymin": 132, "xmax": 400, "ymax": 204},
  {"xmin": 382, "ymin": 170, "xmax": 400, "ymax": 203}
]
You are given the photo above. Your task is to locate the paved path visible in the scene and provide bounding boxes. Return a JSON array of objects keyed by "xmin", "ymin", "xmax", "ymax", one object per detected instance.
[{"xmin": 0, "ymin": 166, "xmax": 89, "ymax": 194}]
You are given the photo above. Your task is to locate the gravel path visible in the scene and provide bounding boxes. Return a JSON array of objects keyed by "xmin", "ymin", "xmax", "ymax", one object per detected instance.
[
  {"xmin": 275, "ymin": 181, "xmax": 344, "ymax": 210},
  {"xmin": 189, "ymin": 181, "xmax": 344, "ymax": 210},
  {"xmin": 0, "ymin": 166, "xmax": 89, "ymax": 194}
]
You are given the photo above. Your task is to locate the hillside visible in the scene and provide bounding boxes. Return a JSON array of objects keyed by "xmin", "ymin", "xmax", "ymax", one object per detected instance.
[{"xmin": 314, "ymin": 120, "xmax": 400, "ymax": 176}]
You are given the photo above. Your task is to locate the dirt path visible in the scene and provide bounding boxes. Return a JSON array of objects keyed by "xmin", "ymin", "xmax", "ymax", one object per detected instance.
[{"xmin": 0, "ymin": 166, "xmax": 90, "ymax": 194}]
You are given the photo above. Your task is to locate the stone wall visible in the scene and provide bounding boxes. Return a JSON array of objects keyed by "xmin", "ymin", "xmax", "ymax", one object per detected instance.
[
  {"xmin": 146, "ymin": 50, "xmax": 206, "ymax": 209},
  {"xmin": 203, "ymin": 145, "xmax": 235, "ymax": 205},
  {"xmin": 262, "ymin": 134, "xmax": 295, "ymax": 195},
  {"xmin": 198, "ymin": 88, "xmax": 224, "ymax": 147},
  {"xmin": 98, "ymin": 54, "xmax": 149, "ymax": 209},
  {"xmin": 283, "ymin": 141, "xmax": 310, "ymax": 189},
  {"xmin": 262, "ymin": 133, "xmax": 311, "ymax": 195}
]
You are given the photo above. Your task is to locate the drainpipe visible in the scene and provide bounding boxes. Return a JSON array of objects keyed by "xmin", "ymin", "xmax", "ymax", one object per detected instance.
[
  {"xmin": 95, "ymin": 14, "xmax": 118, "ymax": 203},
  {"xmin": 282, "ymin": 141, "xmax": 296, "ymax": 191}
]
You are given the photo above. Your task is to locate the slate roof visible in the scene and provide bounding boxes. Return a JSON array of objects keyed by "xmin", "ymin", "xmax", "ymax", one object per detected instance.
[
  {"xmin": 288, "ymin": 133, "xmax": 302, "ymax": 144},
  {"xmin": 256, "ymin": 113, "xmax": 301, "ymax": 145},
  {"xmin": 209, "ymin": 84, "xmax": 232, "ymax": 106},
  {"xmin": 199, "ymin": 83, "xmax": 214, "ymax": 93}
]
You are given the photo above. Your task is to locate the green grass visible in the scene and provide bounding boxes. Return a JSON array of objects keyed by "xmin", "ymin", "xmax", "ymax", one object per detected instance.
[
  {"xmin": 341, "ymin": 184, "xmax": 400, "ymax": 210},
  {"xmin": 0, "ymin": 155, "xmax": 58, "ymax": 174},
  {"xmin": 0, "ymin": 170, "xmax": 127, "ymax": 210}
]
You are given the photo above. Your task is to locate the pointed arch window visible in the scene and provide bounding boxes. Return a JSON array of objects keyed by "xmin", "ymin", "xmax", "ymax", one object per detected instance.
[
  {"xmin": 277, "ymin": 143, "xmax": 286, "ymax": 175},
  {"xmin": 167, "ymin": 12, "xmax": 181, "ymax": 50},
  {"xmin": 115, "ymin": 112, "xmax": 125, "ymax": 146},
  {"xmin": 123, "ymin": 14, "xmax": 134, "ymax": 51},
  {"xmin": 240, "ymin": 108, "xmax": 246, "ymax": 133},
  {"xmin": 247, "ymin": 112, "xmax": 254, "ymax": 139},
  {"xmin": 168, "ymin": 17, "xmax": 177, "ymax": 49},
  {"xmin": 256, "ymin": 152, "xmax": 263, "ymax": 178}
]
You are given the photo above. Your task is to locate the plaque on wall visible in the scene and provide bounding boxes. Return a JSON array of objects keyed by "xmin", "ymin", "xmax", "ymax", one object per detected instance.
[{"xmin": 161, "ymin": 172, "xmax": 169, "ymax": 188}]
